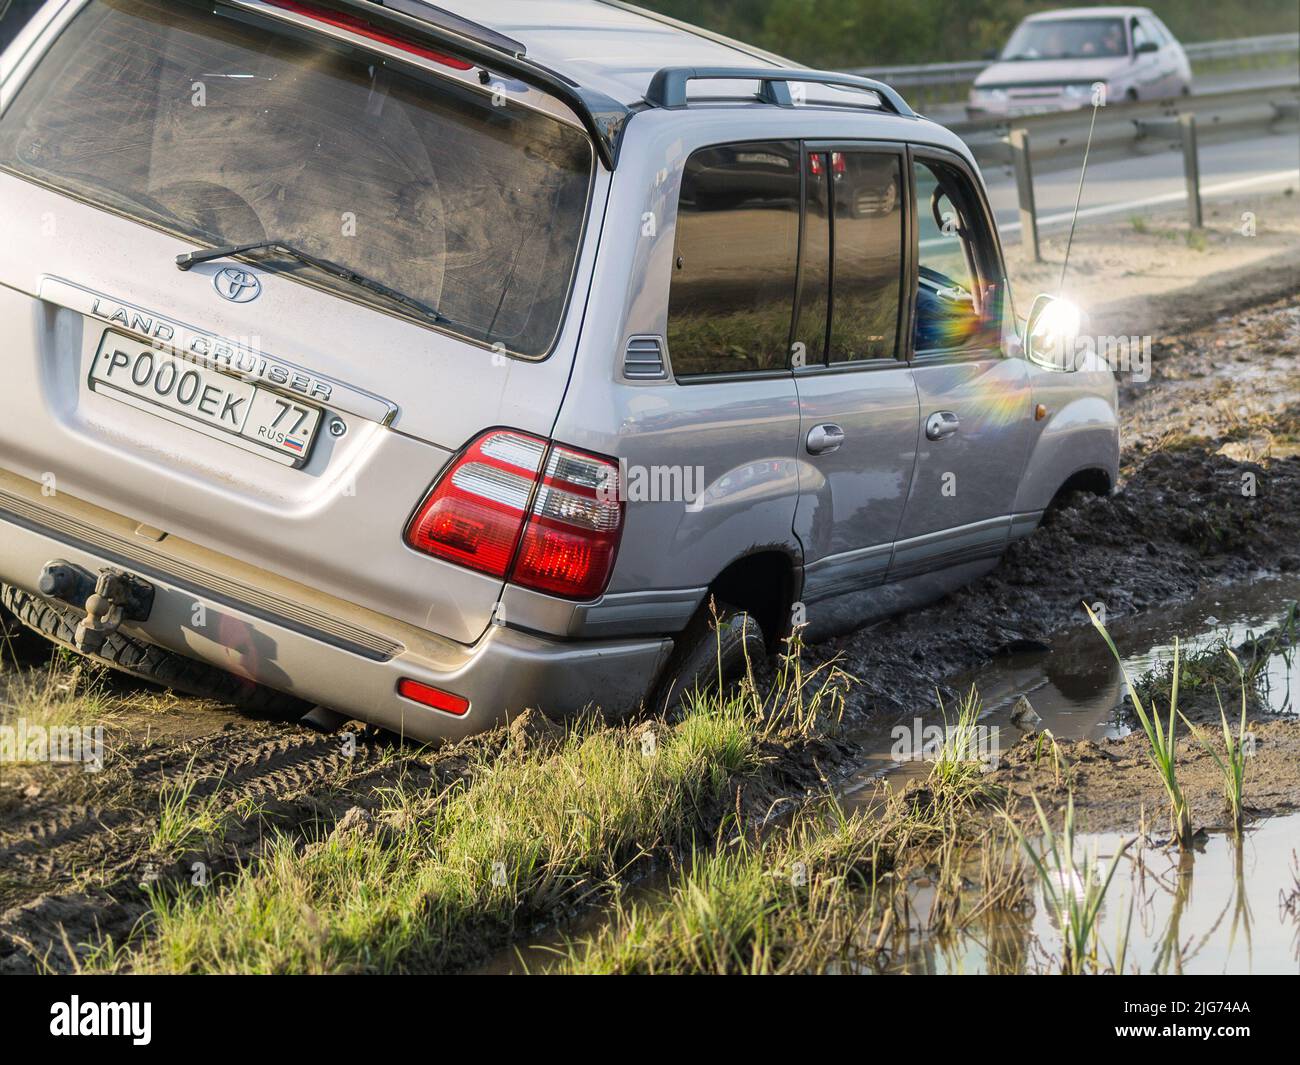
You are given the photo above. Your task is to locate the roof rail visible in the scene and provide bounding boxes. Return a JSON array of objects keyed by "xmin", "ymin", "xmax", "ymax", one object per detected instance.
[
  {"xmin": 239, "ymin": 0, "xmax": 631, "ymax": 168},
  {"xmin": 644, "ymin": 67, "xmax": 917, "ymax": 118}
]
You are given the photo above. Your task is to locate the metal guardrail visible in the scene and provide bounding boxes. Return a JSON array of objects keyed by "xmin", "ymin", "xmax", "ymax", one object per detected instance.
[
  {"xmin": 849, "ymin": 32, "xmax": 1300, "ymax": 90},
  {"xmin": 987, "ymin": 81, "xmax": 1300, "ymax": 261},
  {"xmin": 1183, "ymin": 32, "xmax": 1300, "ymax": 61},
  {"xmin": 851, "ymin": 59, "xmax": 985, "ymax": 90},
  {"xmin": 952, "ymin": 81, "xmax": 1300, "ymax": 170}
]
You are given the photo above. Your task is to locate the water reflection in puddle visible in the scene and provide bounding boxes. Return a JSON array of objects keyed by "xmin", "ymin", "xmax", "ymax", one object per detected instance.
[
  {"xmin": 838, "ymin": 576, "xmax": 1300, "ymax": 805},
  {"xmin": 888, "ymin": 813, "xmax": 1300, "ymax": 975},
  {"xmin": 846, "ymin": 575, "xmax": 1299, "ymax": 975}
]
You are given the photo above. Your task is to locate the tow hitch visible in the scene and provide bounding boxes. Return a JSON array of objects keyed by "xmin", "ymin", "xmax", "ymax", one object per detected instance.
[{"xmin": 37, "ymin": 560, "xmax": 155, "ymax": 655}]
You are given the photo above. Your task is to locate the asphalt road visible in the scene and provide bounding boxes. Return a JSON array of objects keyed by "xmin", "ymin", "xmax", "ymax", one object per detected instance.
[{"xmin": 979, "ymin": 128, "xmax": 1300, "ymax": 235}]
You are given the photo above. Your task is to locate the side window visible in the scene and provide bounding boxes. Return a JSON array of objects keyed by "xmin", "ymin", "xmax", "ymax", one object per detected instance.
[
  {"xmin": 1141, "ymin": 17, "xmax": 1167, "ymax": 47},
  {"xmin": 667, "ymin": 141, "xmax": 800, "ymax": 376},
  {"xmin": 830, "ymin": 152, "xmax": 903, "ymax": 362},
  {"xmin": 792, "ymin": 149, "xmax": 904, "ymax": 367},
  {"xmin": 912, "ymin": 157, "xmax": 1003, "ymax": 355},
  {"xmin": 1131, "ymin": 18, "xmax": 1151, "ymax": 51}
]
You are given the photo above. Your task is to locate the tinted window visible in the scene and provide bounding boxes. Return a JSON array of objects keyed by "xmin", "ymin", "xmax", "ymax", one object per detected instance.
[
  {"xmin": 829, "ymin": 152, "xmax": 903, "ymax": 362},
  {"xmin": 793, "ymin": 151, "xmax": 831, "ymax": 367},
  {"xmin": 668, "ymin": 141, "xmax": 800, "ymax": 376},
  {"xmin": 912, "ymin": 158, "xmax": 1003, "ymax": 354},
  {"xmin": 0, "ymin": 0, "xmax": 593, "ymax": 357}
]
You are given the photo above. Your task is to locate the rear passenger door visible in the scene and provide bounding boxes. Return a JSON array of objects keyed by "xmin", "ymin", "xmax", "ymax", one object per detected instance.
[
  {"xmin": 791, "ymin": 144, "xmax": 921, "ymax": 631},
  {"xmin": 889, "ymin": 148, "xmax": 1033, "ymax": 581},
  {"xmin": 628, "ymin": 141, "xmax": 805, "ymax": 595}
]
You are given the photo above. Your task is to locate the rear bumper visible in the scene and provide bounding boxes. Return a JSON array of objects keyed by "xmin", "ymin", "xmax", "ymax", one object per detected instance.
[{"xmin": 0, "ymin": 474, "xmax": 672, "ymax": 743}]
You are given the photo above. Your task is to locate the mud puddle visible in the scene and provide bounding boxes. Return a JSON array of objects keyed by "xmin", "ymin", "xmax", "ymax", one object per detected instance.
[
  {"xmin": 837, "ymin": 576, "xmax": 1300, "ymax": 804},
  {"xmin": 886, "ymin": 812, "xmax": 1300, "ymax": 975},
  {"xmin": 860, "ymin": 581, "xmax": 1300, "ymax": 975}
]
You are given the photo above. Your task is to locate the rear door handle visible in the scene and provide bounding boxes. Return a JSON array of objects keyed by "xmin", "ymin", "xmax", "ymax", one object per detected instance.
[
  {"xmin": 925, "ymin": 411, "xmax": 960, "ymax": 441},
  {"xmin": 806, "ymin": 423, "xmax": 845, "ymax": 455}
]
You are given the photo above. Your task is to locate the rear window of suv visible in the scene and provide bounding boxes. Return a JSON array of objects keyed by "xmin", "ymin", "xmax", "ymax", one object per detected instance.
[{"xmin": 0, "ymin": 0, "xmax": 594, "ymax": 358}]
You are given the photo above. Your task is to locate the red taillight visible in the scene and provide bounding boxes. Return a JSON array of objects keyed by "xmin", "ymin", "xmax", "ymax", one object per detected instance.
[
  {"xmin": 266, "ymin": 0, "xmax": 474, "ymax": 70},
  {"xmin": 405, "ymin": 430, "xmax": 623, "ymax": 600},
  {"xmin": 512, "ymin": 446, "xmax": 623, "ymax": 599},
  {"xmin": 397, "ymin": 678, "xmax": 469, "ymax": 716},
  {"xmin": 831, "ymin": 151, "xmax": 847, "ymax": 175},
  {"xmin": 808, "ymin": 153, "xmax": 823, "ymax": 176},
  {"xmin": 406, "ymin": 431, "xmax": 546, "ymax": 577}
]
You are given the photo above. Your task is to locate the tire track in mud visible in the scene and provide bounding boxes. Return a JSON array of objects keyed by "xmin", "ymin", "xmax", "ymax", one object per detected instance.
[
  {"xmin": 0, "ymin": 733, "xmax": 395, "ymax": 873},
  {"xmin": 0, "ymin": 721, "xmax": 446, "ymax": 971}
]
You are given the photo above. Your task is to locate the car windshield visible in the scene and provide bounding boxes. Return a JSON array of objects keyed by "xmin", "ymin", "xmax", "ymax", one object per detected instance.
[
  {"xmin": 1001, "ymin": 18, "xmax": 1128, "ymax": 60},
  {"xmin": 0, "ymin": 0, "xmax": 594, "ymax": 357}
]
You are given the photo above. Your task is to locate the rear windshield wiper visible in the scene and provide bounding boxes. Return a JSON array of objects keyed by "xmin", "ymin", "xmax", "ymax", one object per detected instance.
[{"xmin": 176, "ymin": 240, "xmax": 448, "ymax": 324}]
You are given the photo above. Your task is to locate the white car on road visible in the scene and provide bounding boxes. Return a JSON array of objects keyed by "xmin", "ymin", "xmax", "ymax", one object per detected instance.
[{"xmin": 968, "ymin": 6, "xmax": 1192, "ymax": 117}]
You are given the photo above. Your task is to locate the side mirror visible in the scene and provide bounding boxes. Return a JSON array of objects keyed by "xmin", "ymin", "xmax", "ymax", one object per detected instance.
[
  {"xmin": 1135, "ymin": 40, "xmax": 1159, "ymax": 54},
  {"xmin": 1023, "ymin": 293, "xmax": 1082, "ymax": 370}
]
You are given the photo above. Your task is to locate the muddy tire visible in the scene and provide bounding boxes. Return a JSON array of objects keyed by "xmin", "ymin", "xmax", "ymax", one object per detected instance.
[
  {"xmin": 0, "ymin": 583, "xmax": 307, "ymax": 715},
  {"xmin": 651, "ymin": 601, "xmax": 765, "ymax": 712}
]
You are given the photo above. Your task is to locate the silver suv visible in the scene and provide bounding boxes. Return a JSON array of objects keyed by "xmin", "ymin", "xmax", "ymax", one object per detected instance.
[{"xmin": 0, "ymin": 0, "xmax": 1118, "ymax": 742}]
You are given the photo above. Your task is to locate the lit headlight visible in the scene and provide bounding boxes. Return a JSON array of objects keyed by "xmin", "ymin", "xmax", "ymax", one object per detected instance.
[
  {"xmin": 1062, "ymin": 83, "xmax": 1096, "ymax": 99},
  {"xmin": 1034, "ymin": 298, "xmax": 1082, "ymax": 340},
  {"xmin": 1027, "ymin": 297, "xmax": 1084, "ymax": 368}
]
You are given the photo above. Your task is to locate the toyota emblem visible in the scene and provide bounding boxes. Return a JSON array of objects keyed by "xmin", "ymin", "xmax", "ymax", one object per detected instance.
[{"xmin": 214, "ymin": 267, "xmax": 262, "ymax": 303}]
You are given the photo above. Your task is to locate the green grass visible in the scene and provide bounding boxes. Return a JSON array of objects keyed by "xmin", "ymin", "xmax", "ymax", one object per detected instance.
[
  {"xmin": 1137, "ymin": 607, "xmax": 1296, "ymax": 833},
  {"xmin": 928, "ymin": 685, "xmax": 991, "ymax": 802},
  {"xmin": 89, "ymin": 654, "xmax": 846, "ymax": 974},
  {"xmin": 558, "ymin": 806, "xmax": 883, "ymax": 974},
  {"xmin": 0, "ymin": 656, "xmax": 117, "ymax": 736},
  {"xmin": 1180, "ymin": 648, "xmax": 1251, "ymax": 833},
  {"xmin": 1088, "ymin": 605, "xmax": 1193, "ymax": 847},
  {"xmin": 558, "ymin": 733, "xmax": 1025, "ymax": 974},
  {"xmin": 1003, "ymin": 792, "xmax": 1134, "ymax": 975},
  {"xmin": 149, "ymin": 760, "xmax": 263, "ymax": 858}
]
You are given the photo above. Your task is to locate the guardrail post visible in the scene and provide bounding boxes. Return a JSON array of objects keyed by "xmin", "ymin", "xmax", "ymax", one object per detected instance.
[
  {"xmin": 1008, "ymin": 127, "xmax": 1040, "ymax": 261},
  {"xmin": 1178, "ymin": 113, "xmax": 1202, "ymax": 229}
]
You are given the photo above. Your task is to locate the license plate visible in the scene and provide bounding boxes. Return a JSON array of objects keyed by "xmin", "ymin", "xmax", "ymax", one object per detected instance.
[{"xmin": 89, "ymin": 332, "xmax": 321, "ymax": 467}]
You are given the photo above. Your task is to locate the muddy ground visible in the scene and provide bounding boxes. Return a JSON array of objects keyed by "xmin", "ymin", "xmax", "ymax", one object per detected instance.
[
  {"xmin": 991, "ymin": 719, "xmax": 1300, "ymax": 839},
  {"xmin": 0, "ymin": 203, "xmax": 1297, "ymax": 972},
  {"xmin": 985, "ymin": 627, "xmax": 1300, "ymax": 837}
]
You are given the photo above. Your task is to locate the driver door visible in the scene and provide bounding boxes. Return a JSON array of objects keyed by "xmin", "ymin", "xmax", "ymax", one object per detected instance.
[{"xmin": 889, "ymin": 149, "xmax": 1033, "ymax": 581}]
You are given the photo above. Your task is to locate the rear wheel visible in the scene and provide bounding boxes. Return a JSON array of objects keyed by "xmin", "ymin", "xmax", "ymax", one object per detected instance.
[
  {"xmin": 651, "ymin": 600, "xmax": 765, "ymax": 713},
  {"xmin": 0, "ymin": 583, "xmax": 307, "ymax": 715}
]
